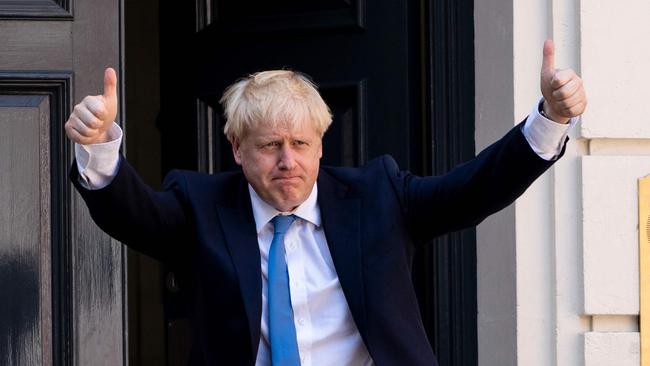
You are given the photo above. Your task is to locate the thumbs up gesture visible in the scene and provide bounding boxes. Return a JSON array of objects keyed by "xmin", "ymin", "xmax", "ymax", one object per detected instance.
[
  {"xmin": 540, "ymin": 39, "xmax": 587, "ymax": 124},
  {"xmin": 65, "ymin": 68, "xmax": 118, "ymax": 144}
]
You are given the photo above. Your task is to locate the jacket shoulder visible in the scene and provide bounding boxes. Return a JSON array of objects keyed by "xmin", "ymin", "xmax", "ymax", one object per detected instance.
[
  {"xmin": 320, "ymin": 154, "xmax": 400, "ymax": 180},
  {"xmin": 319, "ymin": 154, "xmax": 406, "ymax": 200},
  {"xmin": 162, "ymin": 169, "xmax": 246, "ymax": 203}
]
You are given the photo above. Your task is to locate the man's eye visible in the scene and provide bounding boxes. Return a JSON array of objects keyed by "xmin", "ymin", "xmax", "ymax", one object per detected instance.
[{"xmin": 262, "ymin": 142, "xmax": 280, "ymax": 149}]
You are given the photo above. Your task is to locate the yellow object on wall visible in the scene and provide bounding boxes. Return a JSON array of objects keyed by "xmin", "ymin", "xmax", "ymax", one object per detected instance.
[{"xmin": 639, "ymin": 175, "xmax": 650, "ymax": 365}]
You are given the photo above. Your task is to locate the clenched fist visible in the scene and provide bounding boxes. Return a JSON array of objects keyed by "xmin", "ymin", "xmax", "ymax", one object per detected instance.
[
  {"xmin": 540, "ymin": 39, "xmax": 587, "ymax": 124},
  {"xmin": 65, "ymin": 67, "xmax": 118, "ymax": 144}
]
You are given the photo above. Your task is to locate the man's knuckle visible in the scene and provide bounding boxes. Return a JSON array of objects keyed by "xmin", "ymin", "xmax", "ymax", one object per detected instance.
[
  {"xmin": 83, "ymin": 96, "xmax": 95, "ymax": 106},
  {"xmin": 93, "ymin": 106, "xmax": 106, "ymax": 118}
]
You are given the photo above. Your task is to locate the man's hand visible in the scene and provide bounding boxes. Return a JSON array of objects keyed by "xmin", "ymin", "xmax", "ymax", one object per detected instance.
[
  {"xmin": 540, "ymin": 39, "xmax": 587, "ymax": 124},
  {"xmin": 65, "ymin": 67, "xmax": 118, "ymax": 144}
]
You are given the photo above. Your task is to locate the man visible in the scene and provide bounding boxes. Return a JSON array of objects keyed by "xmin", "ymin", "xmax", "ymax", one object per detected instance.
[{"xmin": 65, "ymin": 39, "xmax": 586, "ymax": 365}]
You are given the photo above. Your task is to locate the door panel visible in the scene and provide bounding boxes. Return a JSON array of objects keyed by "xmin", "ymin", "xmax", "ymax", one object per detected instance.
[
  {"xmin": 0, "ymin": 74, "xmax": 72, "ymax": 366},
  {"xmin": 0, "ymin": 96, "xmax": 52, "ymax": 366},
  {"xmin": 212, "ymin": 1, "xmax": 364, "ymax": 31},
  {"xmin": 0, "ymin": 0, "xmax": 71, "ymax": 19},
  {"xmin": 0, "ymin": 22, "xmax": 72, "ymax": 70}
]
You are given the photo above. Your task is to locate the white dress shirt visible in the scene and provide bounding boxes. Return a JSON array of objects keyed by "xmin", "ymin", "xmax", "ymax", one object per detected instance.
[{"xmin": 74, "ymin": 99, "xmax": 577, "ymax": 365}]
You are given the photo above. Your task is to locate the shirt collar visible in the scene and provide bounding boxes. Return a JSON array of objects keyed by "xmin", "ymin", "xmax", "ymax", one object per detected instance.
[{"xmin": 248, "ymin": 183, "xmax": 321, "ymax": 233}]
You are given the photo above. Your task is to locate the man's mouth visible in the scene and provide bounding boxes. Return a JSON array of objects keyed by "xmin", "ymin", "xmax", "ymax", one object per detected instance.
[{"xmin": 273, "ymin": 176, "xmax": 301, "ymax": 182}]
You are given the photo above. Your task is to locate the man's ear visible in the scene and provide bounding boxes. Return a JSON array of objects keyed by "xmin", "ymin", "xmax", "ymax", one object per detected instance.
[{"xmin": 231, "ymin": 137, "xmax": 243, "ymax": 165}]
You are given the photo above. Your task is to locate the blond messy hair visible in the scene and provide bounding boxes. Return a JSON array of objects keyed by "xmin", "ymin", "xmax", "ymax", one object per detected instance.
[{"xmin": 220, "ymin": 70, "xmax": 333, "ymax": 142}]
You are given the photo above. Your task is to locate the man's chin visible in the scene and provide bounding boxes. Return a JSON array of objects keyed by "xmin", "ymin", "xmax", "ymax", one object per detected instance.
[{"xmin": 270, "ymin": 194, "xmax": 306, "ymax": 212}]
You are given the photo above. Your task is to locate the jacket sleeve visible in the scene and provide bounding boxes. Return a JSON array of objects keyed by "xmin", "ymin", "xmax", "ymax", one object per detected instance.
[
  {"xmin": 70, "ymin": 155, "xmax": 192, "ymax": 262},
  {"xmin": 388, "ymin": 122, "xmax": 567, "ymax": 244}
]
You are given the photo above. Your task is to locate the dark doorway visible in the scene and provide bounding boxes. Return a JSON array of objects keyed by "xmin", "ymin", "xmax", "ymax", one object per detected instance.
[{"xmin": 125, "ymin": 0, "xmax": 476, "ymax": 365}]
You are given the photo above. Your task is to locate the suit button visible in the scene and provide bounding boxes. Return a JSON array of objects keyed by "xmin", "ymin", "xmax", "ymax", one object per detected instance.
[{"xmin": 298, "ymin": 318, "xmax": 306, "ymax": 326}]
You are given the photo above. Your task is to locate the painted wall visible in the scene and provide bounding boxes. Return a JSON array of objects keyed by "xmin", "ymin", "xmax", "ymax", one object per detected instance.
[{"xmin": 475, "ymin": 0, "xmax": 646, "ymax": 364}]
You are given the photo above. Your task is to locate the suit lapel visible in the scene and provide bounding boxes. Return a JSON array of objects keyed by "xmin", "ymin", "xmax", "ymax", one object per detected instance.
[
  {"xmin": 317, "ymin": 170, "xmax": 368, "ymax": 341},
  {"xmin": 214, "ymin": 179, "xmax": 262, "ymax": 357}
]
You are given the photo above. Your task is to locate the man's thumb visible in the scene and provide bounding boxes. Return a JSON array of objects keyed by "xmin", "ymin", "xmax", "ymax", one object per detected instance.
[
  {"xmin": 541, "ymin": 39, "xmax": 555, "ymax": 75},
  {"xmin": 103, "ymin": 67, "xmax": 117, "ymax": 101}
]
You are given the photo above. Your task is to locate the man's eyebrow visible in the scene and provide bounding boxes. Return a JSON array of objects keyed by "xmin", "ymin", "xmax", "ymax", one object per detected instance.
[{"xmin": 255, "ymin": 135, "xmax": 280, "ymax": 141}]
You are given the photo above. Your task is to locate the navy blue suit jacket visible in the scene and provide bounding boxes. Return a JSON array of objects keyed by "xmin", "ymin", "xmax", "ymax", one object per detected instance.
[{"xmin": 71, "ymin": 123, "xmax": 564, "ymax": 365}]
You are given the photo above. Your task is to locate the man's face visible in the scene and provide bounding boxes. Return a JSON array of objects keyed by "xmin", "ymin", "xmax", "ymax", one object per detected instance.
[{"xmin": 232, "ymin": 122, "xmax": 323, "ymax": 212}]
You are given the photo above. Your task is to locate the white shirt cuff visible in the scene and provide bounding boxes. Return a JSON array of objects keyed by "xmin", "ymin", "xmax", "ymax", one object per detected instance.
[
  {"xmin": 522, "ymin": 98, "xmax": 578, "ymax": 161},
  {"xmin": 75, "ymin": 122, "xmax": 123, "ymax": 190}
]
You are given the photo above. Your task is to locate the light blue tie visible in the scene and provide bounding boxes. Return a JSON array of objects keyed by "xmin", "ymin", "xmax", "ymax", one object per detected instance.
[{"xmin": 268, "ymin": 214, "xmax": 301, "ymax": 365}]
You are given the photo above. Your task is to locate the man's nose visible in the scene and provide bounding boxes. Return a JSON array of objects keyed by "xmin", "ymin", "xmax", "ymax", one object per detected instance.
[{"xmin": 277, "ymin": 145, "xmax": 296, "ymax": 170}]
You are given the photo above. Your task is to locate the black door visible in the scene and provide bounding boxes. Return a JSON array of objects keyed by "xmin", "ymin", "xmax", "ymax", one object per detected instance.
[
  {"xmin": 160, "ymin": 1, "xmax": 424, "ymax": 172},
  {"xmin": 0, "ymin": 1, "xmax": 126, "ymax": 365},
  {"xmin": 157, "ymin": 0, "xmax": 476, "ymax": 365}
]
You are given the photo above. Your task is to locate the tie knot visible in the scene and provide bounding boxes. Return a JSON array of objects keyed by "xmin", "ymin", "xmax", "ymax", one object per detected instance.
[{"xmin": 271, "ymin": 214, "xmax": 296, "ymax": 235}]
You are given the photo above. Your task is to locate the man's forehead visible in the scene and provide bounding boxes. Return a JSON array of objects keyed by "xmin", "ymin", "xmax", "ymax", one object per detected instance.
[{"xmin": 246, "ymin": 121, "xmax": 319, "ymax": 139}]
